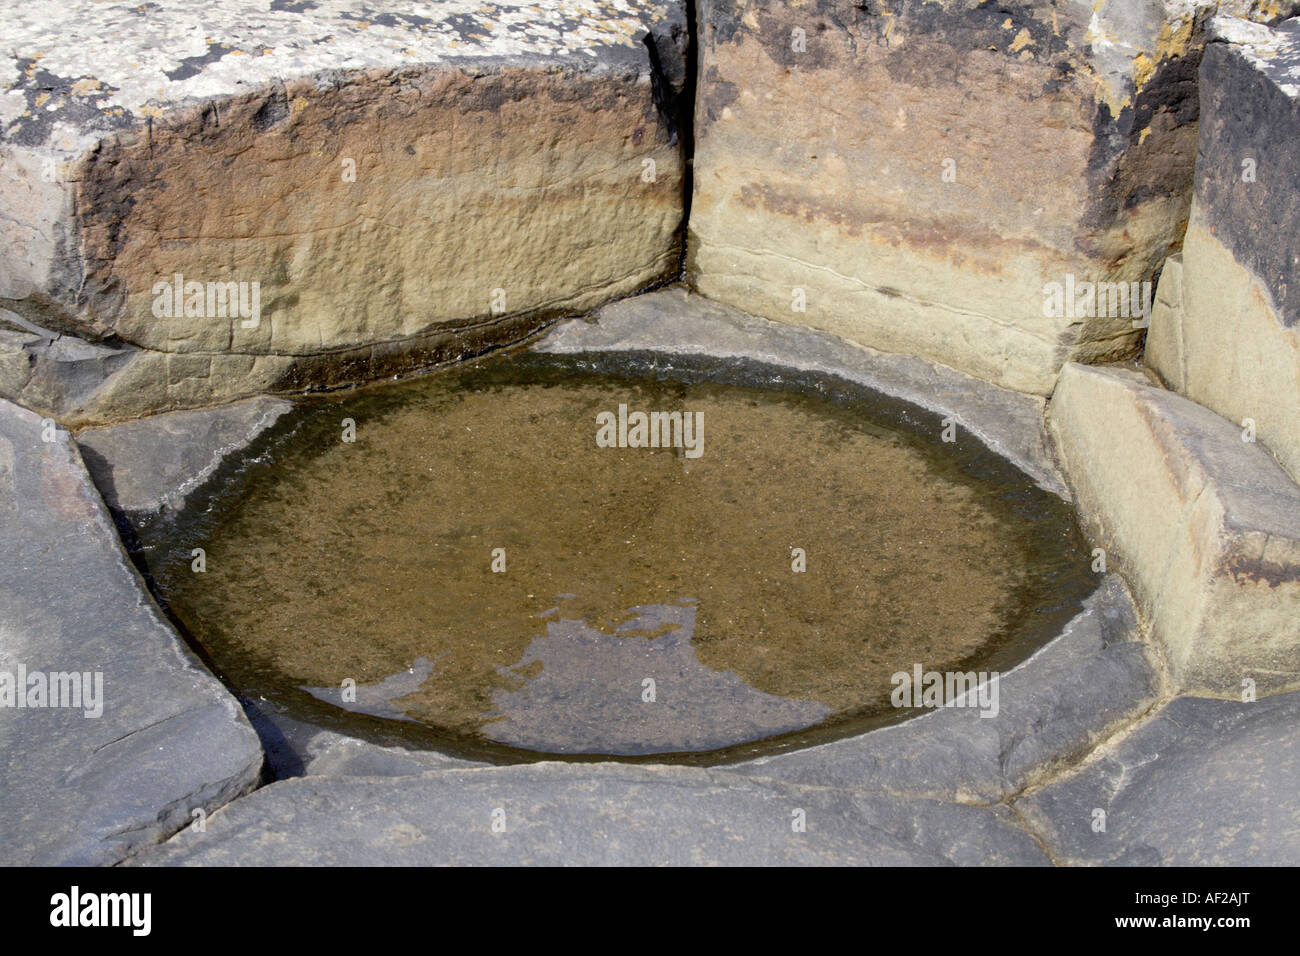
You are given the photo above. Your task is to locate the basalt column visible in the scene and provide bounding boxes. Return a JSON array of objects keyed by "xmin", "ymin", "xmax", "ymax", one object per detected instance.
[
  {"xmin": 1146, "ymin": 15, "xmax": 1300, "ymax": 481},
  {"xmin": 688, "ymin": 0, "xmax": 1300, "ymax": 395},
  {"xmin": 0, "ymin": 2, "xmax": 689, "ymax": 425}
]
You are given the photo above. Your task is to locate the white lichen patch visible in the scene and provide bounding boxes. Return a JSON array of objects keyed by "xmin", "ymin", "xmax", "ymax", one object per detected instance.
[
  {"xmin": 0, "ymin": 0, "xmax": 675, "ymax": 146},
  {"xmin": 1210, "ymin": 14, "xmax": 1300, "ymax": 97}
]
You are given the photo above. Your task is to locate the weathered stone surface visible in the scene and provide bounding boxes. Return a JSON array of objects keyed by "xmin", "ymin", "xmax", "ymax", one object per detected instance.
[
  {"xmin": 1144, "ymin": 252, "xmax": 1187, "ymax": 391},
  {"xmin": 734, "ymin": 575, "xmax": 1158, "ymax": 803},
  {"xmin": 76, "ymin": 395, "xmax": 292, "ymax": 516},
  {"xmin": 1195, "ymin": 16, "xmax": 1300, "ymax": 329},
  {"xmin": 0, "ymin": 398, "xmax": 262, "ymax": 866},
  {"xmin": 132, "ymin": 762, "xmax": 1049, "ymax": 865},
  {"xmin": 0, "ymin": 313, "xmax": 139, "ymax": 418},
  {"xmin": 1146, "ymin": 16, "xmax": 1300, "ymax": 481},
  {"xmin": 241, "ymin": 702, "xmax": 485, "ymax": 780},
  {"xmin": 689, "ymin": 0, "xmax": 1299, "ymax": 396},
  {"xmin": 539, "ymin": 285, "xmax": 1068, "ymax": 496},
  {"xmin": 1016, "ymin": 691, "xmax": 1300, "ymax": 865},
  {"xmin": 0, "ymin": 1, "xmax": 687, "ymax": 424},
  {"xmin": 1047, "ymin": 362, "xmax": 1300, "ymax": 695}
]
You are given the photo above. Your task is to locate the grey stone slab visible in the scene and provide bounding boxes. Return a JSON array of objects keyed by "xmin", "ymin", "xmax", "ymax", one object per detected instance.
[
  {"xmin": 0, "ymin": 398, "xmax": 263, "ymax": 866},
  {"xmin": 0, "ymin": 325, "xmax": 139, "ymax": 415},
  {"xmin": 1015, "ymin": 691, "xmax": 1300, "ymax": 866},
  {"xmin": 132, "ymin": 762, "xmax": 1048, "ymax": 866},
  {"xmin": 75, "ymin": 396, "xmax": 293, "ymax": 517},
  {"xmin": 297, "ymin": 734, "xmax": 482, "ymax": 779},
  {"xmin": 537, "ymin": 286, "xmax": 1068, "ymax": 497},
  {"xmin": 732, "ymin": 576, "xmax": 1161, "ymax": 804}
]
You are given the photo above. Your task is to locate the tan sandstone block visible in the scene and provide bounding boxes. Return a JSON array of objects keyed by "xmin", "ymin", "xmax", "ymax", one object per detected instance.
[
  {"xmin": 690, "ymin": 0, "xmax": 1299, "ymax": 394},
  {"xmin": 1149, "ymin": 17, "xmax": 1300, "ymax": 482},
  {"xmin": 1048, "ymin": 362, "xmax": 1300, "ymax": 695},
  {"xmin": 1144, "ymin": 253, "xmax": 1186, "ymax": 393},
  {"xmin": 1158, "ymin": 213, "xmax": 1300, "ymax": 482},
  {"xmin": 0, "ymin": 1, "xmax": 688, "ymax": 422}
]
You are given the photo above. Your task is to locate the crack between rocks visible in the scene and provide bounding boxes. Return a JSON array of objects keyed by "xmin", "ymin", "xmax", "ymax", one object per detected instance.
[
  {"xmin": 988, "ymin": 688, "xmax": 1176, "ymax": 861},
  {"xmin": 676, "ymin": 0, "xmax": 697, "ymax": 279},
  {"xmin": 1003, "ymin": 801, "xmax": 1063, "ymax": 866}
]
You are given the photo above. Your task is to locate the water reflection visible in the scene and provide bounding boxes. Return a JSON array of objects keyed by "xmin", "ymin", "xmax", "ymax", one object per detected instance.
[
  {"xmin": 301, "ymin": 601, "xmax": 831, "ymax": 754},
  {"xmin": 483, "ymin": 601, "xmax": 831, "ymax": 754},
  {"xmin": 303, "ymin": 657, "xmax": 435, "ymax": 723}
]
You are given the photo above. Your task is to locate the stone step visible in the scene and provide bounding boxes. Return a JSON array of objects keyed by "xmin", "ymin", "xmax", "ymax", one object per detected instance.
[
  {"xmin": 131, "ymin": 761, "xmax": 1049, "ymax": 866},
  {"xmin": 1047, "ymin": 362, "xmax": 1300, "ymax": 695}
]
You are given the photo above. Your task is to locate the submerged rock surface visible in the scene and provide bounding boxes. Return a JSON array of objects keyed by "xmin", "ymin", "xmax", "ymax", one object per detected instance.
[{"xmin": 142, "ymin": 348, "xmax": 1090, "ymax": 759}]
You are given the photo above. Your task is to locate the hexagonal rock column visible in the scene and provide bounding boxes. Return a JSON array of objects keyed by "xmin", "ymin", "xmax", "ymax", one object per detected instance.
[
  {"xmin": 688, "ymin": 0, "xmax": 1299, "ymax": 396},
  {"xmin": 1146, "ymin": 16, "xmax": 1300, "ymax": 482},
  {"xmin": 0, "ymin": 1, "xmax": 687, "ymax": 425},
  {"xmin": 1047, "ymin": 363, "xmax": 1300, "ymax": 697}
]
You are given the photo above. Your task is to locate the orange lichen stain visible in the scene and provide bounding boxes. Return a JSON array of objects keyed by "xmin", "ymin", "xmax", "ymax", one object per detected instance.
[
  {"xmin": 1132, "ymin": 52, "xmax": 1156, "ymax": 90},
  {"xmin": 1011, "ymin": 28, "xmax": 1034, "ymax": 53}
]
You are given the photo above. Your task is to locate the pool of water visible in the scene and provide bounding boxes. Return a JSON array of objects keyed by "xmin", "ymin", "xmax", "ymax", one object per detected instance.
[{"xmin": 138, "ymin": 350, "xmax": 1093, "ymax": 763}]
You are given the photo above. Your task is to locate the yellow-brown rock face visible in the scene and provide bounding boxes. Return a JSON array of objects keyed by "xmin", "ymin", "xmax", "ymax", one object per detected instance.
[{"xmin": 689, "ymin": 0, "xmax": 1299, "ymax": 394}]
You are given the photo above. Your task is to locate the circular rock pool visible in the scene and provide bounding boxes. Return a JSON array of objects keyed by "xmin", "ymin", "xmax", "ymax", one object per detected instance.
[{"xmin": 142, "ymin": 350, "xmax": 1093, "ymax": 763}]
